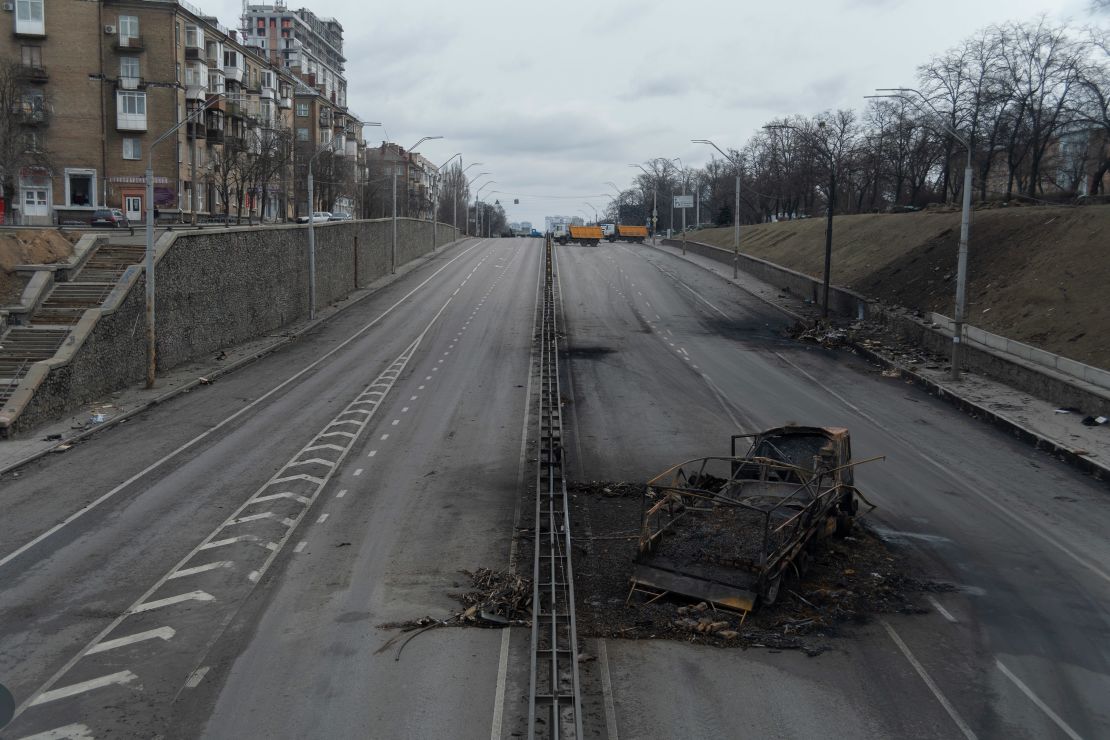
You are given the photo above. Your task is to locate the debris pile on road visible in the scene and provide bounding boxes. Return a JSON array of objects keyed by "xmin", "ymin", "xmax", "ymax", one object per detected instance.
[
  {"xmin": 450, "ymin": 567, "xmax": 532, "ymax": 626},
  {"xmin": 571, "ymin": 481, "xmax": 933, "ymax": 656},
  {"xmin": 787, "ymin": 322, "xmax": 848, "ymax": 348},
  {"xmin": 380, "ymin": 568, "xmax": 532, "ymax": 635}
]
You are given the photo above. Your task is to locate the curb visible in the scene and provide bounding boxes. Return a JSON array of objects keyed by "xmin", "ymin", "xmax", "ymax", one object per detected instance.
[
  {"xmin": 641, "ymin": 241, "xmax": 812, "ymax": 324},
  {"xmin": 643, "ymin": 240, "xmax": 1110, "ymax": 484},
  {"xmin": 850, "ymin": 342, "xmax": 1109, "ymax": 482},
  {"xmin": 0, "ymin": 237, "xmax": 478, "ymax": 476}
]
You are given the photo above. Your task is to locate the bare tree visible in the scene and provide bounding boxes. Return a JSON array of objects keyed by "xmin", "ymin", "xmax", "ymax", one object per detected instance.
[{"xmin": 0, "ymin": 62, "xmax": 51, "ymax": 223}]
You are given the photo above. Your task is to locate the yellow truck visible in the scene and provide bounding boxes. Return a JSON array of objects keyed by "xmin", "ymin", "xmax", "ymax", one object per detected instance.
[
  {"xmin": 612, "ymin": 224, "xmax": 649, "ymax": 243},
  {"xmin": 555, "ymin": 225, "xmax": 603, "ymax": 247}
]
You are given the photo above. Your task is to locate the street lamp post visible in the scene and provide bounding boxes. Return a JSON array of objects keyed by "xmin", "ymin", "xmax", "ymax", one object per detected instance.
[
  {"xmin": 475, "ymin": 181, "xmax": 496, "ymax": 239},
  {"xmin": 582, "ymin": 202, "xmax": 598, "ymax": 224},
  {"xmin": 455, "ymin": 161, "xmax": 483, "ymax": 236},
  {"xmin": 629, "ymin": 164, "xmax": 658, "ymax": 243},
  {"xmin": 605, "ymin": 181, "xmax": 622, "ymax": 228},
  {"xmin": 692, "ymin": 140, "xmax": 741, "ymax": 279},
  {"xmin": 465, "ymin": 171, "xmax": 489, "ymax": 236},
  {"xmin": 394, "ymin": 135, "xmax": 442, "ymax": 270},
  {"xmin": 144, "ymin": 92, "xmax": 230, "ymax": 388},
  {"xmin": 432, "ymin": 152, "xmax": 461, "ymax": 250},
  {"xmin": 874, "ymin": 88, "xmax": 973, "ymax": 379},
  {"xmin": 402, "ymin": 135, "xmax": 443, "ymax": 249}
]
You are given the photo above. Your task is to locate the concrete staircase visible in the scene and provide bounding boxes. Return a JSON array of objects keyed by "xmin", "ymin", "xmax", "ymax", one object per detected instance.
[{"xmin": 0, "ymin": 242, "xmax": 145, "ymax": 409}]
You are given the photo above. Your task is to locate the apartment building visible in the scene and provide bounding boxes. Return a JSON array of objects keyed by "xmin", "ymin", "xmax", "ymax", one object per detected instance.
[
  {"xmin": 241, "ymin": 2, "xmax": 346, "ymax": 110},
  {"xmin": 291, "ymin": 78, "xmax": 365, "ymax": 216},
  {"xmin": 0, "ymin": 0, "xmax": 323, "ymax": 225},
  {"xmin": 364, "ymin": 142, "xmax": 438, "ymax": 220}
]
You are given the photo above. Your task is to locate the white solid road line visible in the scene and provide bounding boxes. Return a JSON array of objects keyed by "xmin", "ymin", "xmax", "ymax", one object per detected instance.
[
  {"xmin": 598, "ymin": 639, "xmax": 621, "ymax": 740},
  {"xmin": 882, "ymin": 620, "xmax": 977, "ymax": 739},
  {"xmin": 168, "ymin": 561, "xmax": 232, "ymax": 579},
  {"xmin": 130, "ymin": 591, "xmax": 215, "ymax": 614},
  {"xmin": 87, "ymin": 627, "xmax": 176, "ymax": 655},
  {"xmin": 17, "ymin": 723, "xmax": 95, "ymax": 740},
  {"xmin": 16, "ymin": 314, "xmax": 446, "ymax": 719},
  {"xmin": 184, "ymin": 666, "xmax": 211, "ymax": 689},
  {"xmin": 996, "ymin": 660, "xmax": 1084, "ymax": 740},
  {"xmin": 774, "ymin": 351, "xmax": 1110, "ymax": 587},
  {"xmin": 30, "ymin": 671, "xmax": 138, "ymax": 706},
  {"xmin": 926, "ymin": 595, "xmax": 958, "ymax": 623},
  {"xmin": 0, "ymin": 239, "xmax": 489, "ymax": 571}
]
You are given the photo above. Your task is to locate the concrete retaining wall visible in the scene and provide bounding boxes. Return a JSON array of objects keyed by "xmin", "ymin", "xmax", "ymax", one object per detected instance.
[
  {"xmin": 4, "ymin": 218, "xmax": 459, "ymax": 434},
  {"xmin": 875, "ymin": 309, "xmax": 1110, "ymax": 417},
  {"xmin": 660, "ymin": 237, "xmax": 1110, "ymax": 417},
  {"xmin": 662, "ymin": 238, "xmax": 870, "ymax": 319}
]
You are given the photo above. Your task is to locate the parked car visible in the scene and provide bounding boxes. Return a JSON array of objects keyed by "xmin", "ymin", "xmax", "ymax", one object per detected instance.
[
  {"xmin": 296, "ymin": 211, "xmax": 332, "ymax": 224},
  {"xmin": 328, "ymin": 212, "xmax": 353, "ymax": 221},
  {"xmin": 90, "ymin": 208, "xmax": 129, "ymax": 228}
]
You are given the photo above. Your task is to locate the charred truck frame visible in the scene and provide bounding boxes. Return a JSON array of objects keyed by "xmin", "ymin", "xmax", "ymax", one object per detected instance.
[{"xmin": 630, "ymin": 426, "xmax": 873, "ymax": 617}]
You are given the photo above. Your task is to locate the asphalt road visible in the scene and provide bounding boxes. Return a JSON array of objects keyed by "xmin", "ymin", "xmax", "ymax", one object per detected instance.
[
  {"xmin": 1, "ymin": 236, "xmax": 1107, "ymax": 739},
  {"xmin": 555, "ymin": 241, "xmax": 1110, "ymax": 740}
]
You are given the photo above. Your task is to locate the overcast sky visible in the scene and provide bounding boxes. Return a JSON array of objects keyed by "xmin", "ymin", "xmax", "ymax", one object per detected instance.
[{"xmin": 213, "ymin": 0, "xmax": 1102, "ymax": 225}]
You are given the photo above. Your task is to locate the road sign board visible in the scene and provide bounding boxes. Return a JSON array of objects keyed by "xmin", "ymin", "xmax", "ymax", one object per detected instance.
[{"xmin": 673, "ymin": 195, "xmax": 694, "ymax": 209}]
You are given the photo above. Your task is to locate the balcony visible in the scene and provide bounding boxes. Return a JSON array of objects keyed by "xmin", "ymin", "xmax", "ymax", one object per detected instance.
[
  {"xmin": 19, "ymin": 108, "xmax": 50, "ymax": 127},
  {"xmin": 278, "ymin": 96, "xmax": 293, "ymax": 109},
  {"xmin": 186, "ymin": 121, "xmax": 203, "ymax": 139},
  {"xmin": 223, "ymin": 66, "xmax": 244, "ymax": 84},
  {"xmin": 184, "ymin": 46, "xmax": 203, "ymax": 61},
  {"xmin": 226, "ymin": 102, "xmax": 244, "ymax": 118},
  {"xmin": 225, "ymin": 135, "xmax": 247, "ymax": 151},
  {"xmin": 206, "ymin": 128, "xmax": 224, "ymax": 144},
  {"xmin": 113, "ymin": 35, "xmax": 144, "ymax": 52},
  {"xmin": 118, "ymin": 76, "xmax": 144, "ymax": 91},
  {"xmin": 185, "ymin": 84, "xmax": 207, "ymax": 101},
  {"xmin": 22, "ymin": 65, "xmax": 48, "ymax": 83}
]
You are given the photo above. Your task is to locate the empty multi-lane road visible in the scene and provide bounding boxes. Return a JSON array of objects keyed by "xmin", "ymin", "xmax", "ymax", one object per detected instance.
[{"xmin": 1, "ymin": 237, "xmax": 1107, "ymax": 739}]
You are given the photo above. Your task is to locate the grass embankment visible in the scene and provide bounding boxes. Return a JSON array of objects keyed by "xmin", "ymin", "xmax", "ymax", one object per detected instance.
[{"xmin": 691, "ymin": 205, "xmax": 1110, "ymax": 369}]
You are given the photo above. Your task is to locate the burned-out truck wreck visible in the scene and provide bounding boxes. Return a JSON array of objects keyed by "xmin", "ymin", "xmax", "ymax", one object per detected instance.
[{"xmin": 630, "ymin": 426, "xmax": 875, "ymax": 617}]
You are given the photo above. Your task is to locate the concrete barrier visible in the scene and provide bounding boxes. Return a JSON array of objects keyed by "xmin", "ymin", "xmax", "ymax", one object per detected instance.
[{"xmin": 662, "ymin": 238, "xmax": 871, "ymax": 319}]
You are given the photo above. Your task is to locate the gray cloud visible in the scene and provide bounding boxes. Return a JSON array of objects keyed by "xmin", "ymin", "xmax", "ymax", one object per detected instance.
[{"xmin": 208, "ymin": 0, "xmax": 1073, "ymax": 225}]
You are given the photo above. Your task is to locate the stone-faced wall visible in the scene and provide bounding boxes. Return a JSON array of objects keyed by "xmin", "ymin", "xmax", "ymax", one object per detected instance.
[
  {"xmin": 155, "ymin": 218, "xmax": 457, "ymax": 369},
  {"xmin": 7, "ymin": 219, "xmax": 461, "ymax": 434}
]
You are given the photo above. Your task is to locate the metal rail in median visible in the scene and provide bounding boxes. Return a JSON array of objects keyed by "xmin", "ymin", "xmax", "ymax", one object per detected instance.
[{"xmin": 528, "ymin": 236, "xmax": 583, "ymax": 739}]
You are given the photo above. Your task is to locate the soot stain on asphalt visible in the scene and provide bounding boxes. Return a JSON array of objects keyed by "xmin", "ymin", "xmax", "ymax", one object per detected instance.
[
  {"xmin": 568, "ymin": 481, "xmax": 940, "ymax": 656},
  {"xmin": 563, "ymin": 346, "xmax": 617, "ymax": 360}
]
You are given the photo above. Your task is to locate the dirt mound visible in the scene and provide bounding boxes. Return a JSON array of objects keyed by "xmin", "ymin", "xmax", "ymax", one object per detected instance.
[
  {"xmin": 0, "ymin": 230, "xmax": 75, "ymax": 305},
  {"xmin": 692, "ymin": 205, "xmax": 1110, "ymax": 369},
  {"xmin": 571, "ymin": 482, "xmax": 934, "ymax": 656}
]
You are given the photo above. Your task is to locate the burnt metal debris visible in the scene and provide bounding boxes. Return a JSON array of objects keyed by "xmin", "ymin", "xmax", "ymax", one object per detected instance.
[{"xmin": 630, "ymin": 426, "xmax": 879, "ymax": 620}]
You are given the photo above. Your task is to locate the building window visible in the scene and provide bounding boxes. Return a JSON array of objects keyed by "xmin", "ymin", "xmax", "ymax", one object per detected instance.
[
  {"xmin": 296, "ymin": 102, "xmax": 308, "ymax": 117},
  {"xmin": 21, "ymin": 45, "xmax": 42, "ymax": 68},
  {"xmin": 119, "ymin": 91, "xmax": 145, "ymax": 115},
  {"xmin": 296, "ymin": 127, "xmax": 309, "ymax": 141},
  {"xmin": 15, "ymin": 0, "xmax": 45, "ymax": 35},
  {"xmin": 117, "ymin": 91, "xmax": 147, "ymax": 130},
  {"xmin": 64, "ymin": 169, "xmax": 97, "ymax": 208},
  {"xmin": 120, "ymin": 56, "xmax": 139, "ymax": 82},
  {"xmin": 123, "ymin": 138, "xmax": 141, "ymax": 160},
  {"xmin": 185, "ymin": 25, "xmax": 202, "ymax": 48},
  {"xmin": 119, "ymin": 15, "xmax": 139, "ymax": 41}
]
